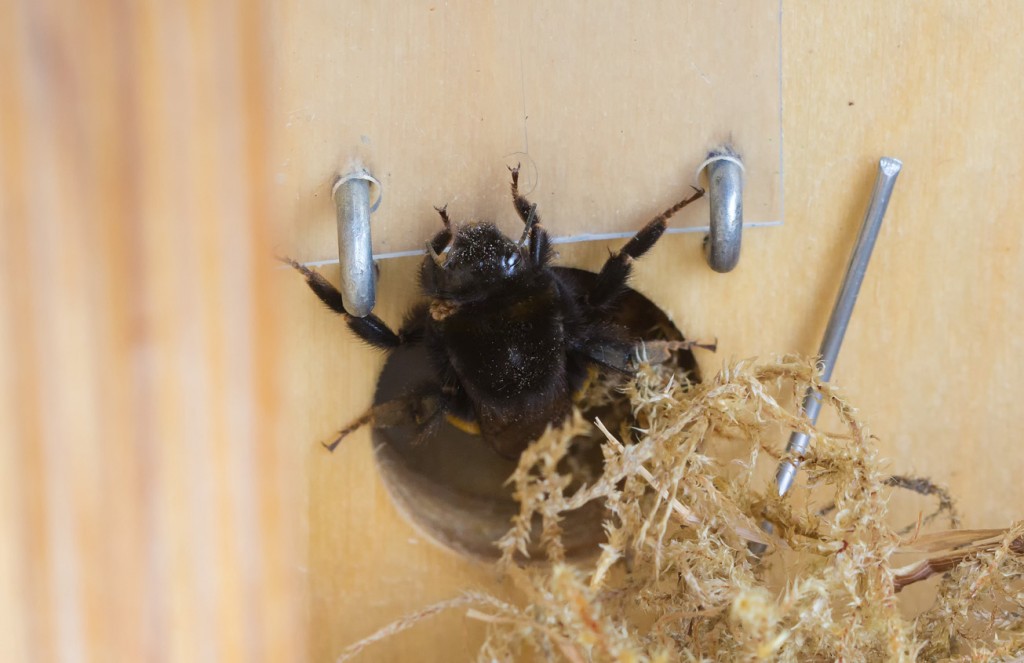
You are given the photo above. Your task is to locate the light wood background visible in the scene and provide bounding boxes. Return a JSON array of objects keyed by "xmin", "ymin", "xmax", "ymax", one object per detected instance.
[
  {"xmin": 1, "ymin": 0, "xmax": 305, "ymax": 661},
  {"xmin": 276, "ymin": 1, "xmax": 782, "ymax": 259},
  {"xmin": 4, "ymin": 1, "xmax": 1024, "ymax": 662}
]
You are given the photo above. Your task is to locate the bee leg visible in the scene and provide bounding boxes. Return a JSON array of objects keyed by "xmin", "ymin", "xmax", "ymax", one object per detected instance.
[
  {"xmin": 282, "ymin": 258, "xmax": 402, "ymax": 349},
  {"xmin": 508, "ymin": 163, "xmax": 539, "ymax": 226},
  {"xmin": 321, "ymin": 409, "xmax": 376, "ymax": 451},
  {"xmin": 433, "ymin": 204, "xmax": 452, "ymax": 230},
  {"xmin": 322, "ymin": 391, "xmax": 444, "ymax": 452},
  {"xmin": 368, "ymin": 389, "xmax": 448, "ymax": 447},
  {"xmin": 507, "ymin": 164, "xmax": 553, "ymax": 266},
  {"xmin": 426, "ymin": 206, "xmax": 455, "ymax": 258},
  {"xmin": 526, "ymin": 219, "xmax": 552, "ymax": 267},
  {"xmin": 626, "ymin": 339, "xmax": 718, "ymax": 369},
  {"xmin": 587, "ymin": 187, "xmax": 705, "ymax": 308},
  {"xmin": 409, "ymin": 404, "xmax": 447, "ymax": 446}
]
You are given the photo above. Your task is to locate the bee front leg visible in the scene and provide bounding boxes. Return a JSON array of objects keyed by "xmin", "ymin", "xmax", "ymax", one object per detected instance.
[
  {"xmin": 507, "ymin": 166, "xmax": 552, "ymax": 266},
  {"xmin": 508, "ymin": 163, "xmax": 538, "ymax": 226},
  {"xmin": 433, "ymin": 204, "xmax": 453, "ymax": 230},
  {"xmin": 283, "ymin": 258, "xmax": 403, "ymax": 349}
]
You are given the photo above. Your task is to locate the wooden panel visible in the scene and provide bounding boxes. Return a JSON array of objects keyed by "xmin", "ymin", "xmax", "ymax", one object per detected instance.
[
  {"xmin": 277, "ymin": 0, "xmax": 781, "ymax": 260},
  {"xmin": 5, "ymin": 1, "xmax": 1024, "ymax": 662},
  {"xmin": 0, "ymin": 0, "xmax": 305, "ymax": 660},
  {"xmin": 281, "ymin": 2, "xmax": 1024, "ymax": 661}
]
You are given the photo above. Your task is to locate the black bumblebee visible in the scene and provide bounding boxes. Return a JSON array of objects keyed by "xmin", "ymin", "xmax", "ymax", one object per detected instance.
[{"xmin": 287, "ymin": 167, "xmax": 706, "ymax": 459}]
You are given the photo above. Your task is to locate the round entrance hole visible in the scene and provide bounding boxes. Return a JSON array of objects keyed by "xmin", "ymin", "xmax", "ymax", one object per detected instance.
[{"xmin": 371, "ymin": 268, "xmax": 700, "ymax": 560}]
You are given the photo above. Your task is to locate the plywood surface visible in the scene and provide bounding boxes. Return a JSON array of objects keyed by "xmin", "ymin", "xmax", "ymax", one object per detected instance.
[
  {"xmin": 5, "ymin": 1, "xmax": 1023, "ymax": 661},
  {"xmin": 276, "ymin": 1, "xmax": 781, "ymax": 260},
  {"xmin": 1, "ymin": 0, "xmax": 305, "ymax": 660},
  {"xmin": 280, "ymin": 2, "xmax": 1024, "ymax": 661}
]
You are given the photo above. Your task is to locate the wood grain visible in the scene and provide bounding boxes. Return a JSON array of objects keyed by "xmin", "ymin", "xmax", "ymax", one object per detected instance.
[
  {"xmin": 1, "ymin": 0, "xmax": 304, "ymax": 660},
  {"xmin": 276, "ymin": 0, "xmax": 781, "ymax": 260},
  {"xmin": 283, "ymin": 2, "xmax": 1024, "ymax": 661},
  {"xmin": 5, "ymin": 1, "xmax": 1024, "ymax": 662}
]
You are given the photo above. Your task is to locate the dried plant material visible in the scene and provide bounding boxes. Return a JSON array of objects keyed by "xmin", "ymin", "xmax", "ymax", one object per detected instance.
[
  {"xmin": 913, "ymin": 522, "xmax": 1024, "ymax": 660},
  {"xmin": 894, "ymin": 525, "xmax": 1024, "ymax": 591},
  {"xmin": 336, "ymin": 593, "xmax": 503, "ymax": 663},
  {"xmin": 339, "ymin": 356, "xmax": 1024, "ymax": 662},
  {"xmin": 899, "ymin": 528, "xmax": 1015, "ymax": 554},
  {"xmin": 817, "ymin": 474, "xmax": 961, "ymax": 536}
]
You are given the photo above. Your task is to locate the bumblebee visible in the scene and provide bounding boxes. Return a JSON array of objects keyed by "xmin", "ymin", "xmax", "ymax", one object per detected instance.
[{"xmin": 287, "ymin": 167, "xmax": 706, "ymax": 458}]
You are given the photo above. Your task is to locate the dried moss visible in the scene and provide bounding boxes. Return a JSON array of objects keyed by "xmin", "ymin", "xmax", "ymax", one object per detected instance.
[{"xmin": 338, "ymin": 356, "xmax": 1023, "ymax": 663}]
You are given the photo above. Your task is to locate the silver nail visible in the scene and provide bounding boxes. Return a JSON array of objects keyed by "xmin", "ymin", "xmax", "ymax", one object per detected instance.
[{"xmin": 775, "ymin": 157, "xmax": 903, "ymax": 497}]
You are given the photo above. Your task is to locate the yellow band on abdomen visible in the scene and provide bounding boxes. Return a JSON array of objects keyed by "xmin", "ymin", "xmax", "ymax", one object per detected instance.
[{"xmin": 445, "ymin": 413, "xmax": 481, "ymax": 435}]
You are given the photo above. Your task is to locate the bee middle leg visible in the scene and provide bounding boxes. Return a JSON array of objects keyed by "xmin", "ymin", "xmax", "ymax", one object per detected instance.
[{"xmin": 587, "ymin": 187, "xmax": 705, "ymax": 308}]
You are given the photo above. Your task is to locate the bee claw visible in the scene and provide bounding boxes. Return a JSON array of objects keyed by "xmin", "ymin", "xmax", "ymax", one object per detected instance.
[{"xmin": 433, "ymin": 204, "xmax": 451, "ymax": 229}]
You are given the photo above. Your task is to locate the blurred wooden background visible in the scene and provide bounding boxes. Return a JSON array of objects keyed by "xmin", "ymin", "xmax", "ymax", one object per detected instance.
[
  {"xmin": 0, "ymin": 0, "xmax": 304, "ymax": 660},
  {"xmin": 3, "ymin": 1, "xmax": 1023, "ymax": 662}
]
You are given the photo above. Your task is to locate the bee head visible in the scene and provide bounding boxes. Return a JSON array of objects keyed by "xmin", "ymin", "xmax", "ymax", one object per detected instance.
[{"xmin": 420, "ymin": 222, "xmax": 527, "ymax": 300}]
